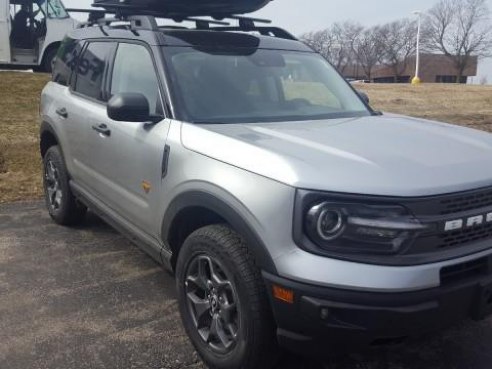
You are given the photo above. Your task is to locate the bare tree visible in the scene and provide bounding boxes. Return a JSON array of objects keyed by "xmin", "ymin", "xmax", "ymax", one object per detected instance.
[
  {"xmin": 378, "ymin": 19, "xmax": 418, "ymax": 81},
  {"xmin": 301, "ymin": 22, "xmax": 363, "ymax": 74},
  {"xmin": 425, "ymin": 0, "xmax": 492, "ymax": 82},
  {"xmin": 354, "ymin": 26, "xmax": 385, "ymax": 81},
  {"xmin": 301, "ymin": 29, "xmax": 334, "ymax": 60}
]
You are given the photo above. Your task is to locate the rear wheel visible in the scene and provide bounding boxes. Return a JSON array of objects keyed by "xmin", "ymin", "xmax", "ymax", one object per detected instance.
[
  {"xmin": 43, "ymin": 146, "xmax": 86, "ymax": 225},
  {"xmin": 176, "ymin": 224, "xmax": 278, "ymax": 369}
]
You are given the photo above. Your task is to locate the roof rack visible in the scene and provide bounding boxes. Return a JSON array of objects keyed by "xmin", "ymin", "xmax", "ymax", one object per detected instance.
[{"xmin": 67, "ymin": 7, "xmax": 297, "ymax": 41}]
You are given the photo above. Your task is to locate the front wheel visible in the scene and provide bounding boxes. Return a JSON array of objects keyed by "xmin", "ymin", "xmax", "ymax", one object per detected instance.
[{"xmin": 176, "ymin": 224, "xmax": 278, "ymax": 369}]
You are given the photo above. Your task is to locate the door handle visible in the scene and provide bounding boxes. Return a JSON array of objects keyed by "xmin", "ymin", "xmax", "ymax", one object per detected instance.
[
  {"xmin": 55, "ymin": 107, "xmax": 68, "ymax": 119},
  {"xmin": 92, "ymin": 123, "xmax": 111, "ymax": 137}
]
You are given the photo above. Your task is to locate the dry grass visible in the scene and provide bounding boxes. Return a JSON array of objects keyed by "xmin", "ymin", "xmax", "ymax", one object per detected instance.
[
  {"xmin": 0, "ymin": 71, "xmax": 491, "ymax": 203},
  {"xmin": 0, "ymin": 72, "xmax": 50, "ymax": 202},
  {"xmin": 358, "ymin": 83, "xmax": 492, "ymax": 132}
]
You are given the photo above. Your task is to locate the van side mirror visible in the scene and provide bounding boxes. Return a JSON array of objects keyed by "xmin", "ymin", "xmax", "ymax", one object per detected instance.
[
  {"xmin": 107, "ymin": 93, "xmax": 151, "ymax": 122},
  {"xmin": 357, "ymin": 90, "xmax": 370, "ymax": 105}
]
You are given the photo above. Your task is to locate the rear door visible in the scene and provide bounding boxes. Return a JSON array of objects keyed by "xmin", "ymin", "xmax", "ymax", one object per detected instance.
[
  {"xmin": 0, "ymin": 0, "xmax": 11, "ymax": 63},
  {"xmin": 65, "ymin": 40, "xmax": 116, "ymax": 190},
  {"xmin": 85, "ymin": 41, "xmax": 170, "ymax": 235}
]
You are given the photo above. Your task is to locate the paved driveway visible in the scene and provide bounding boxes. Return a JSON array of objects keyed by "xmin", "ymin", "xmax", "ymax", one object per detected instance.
[{"xmin": 1, "ymin": 201, "xmax": 492, "ymax": 369}]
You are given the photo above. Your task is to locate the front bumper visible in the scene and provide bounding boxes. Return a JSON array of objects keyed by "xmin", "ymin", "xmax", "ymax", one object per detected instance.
[{"xmin": 263, "ymin": 261, "xmax": 492, "ymax": 355}]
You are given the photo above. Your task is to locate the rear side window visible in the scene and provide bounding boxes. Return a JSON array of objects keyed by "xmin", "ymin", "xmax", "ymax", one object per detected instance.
[
  {"xmin": 74, "ymin": 42, "xmax": 114, "ymax": 101},
  {"xmin": 110, "ymin": 43, "xmax": 163, "ymax": 115},
  {"xmin": 52, "ymin": 37, "xmax": 82, "ymax": 86}
]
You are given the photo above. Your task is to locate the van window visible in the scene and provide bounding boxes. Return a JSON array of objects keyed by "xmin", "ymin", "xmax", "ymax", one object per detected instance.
[
  {"xmin": 74, "ymin": 42, "xmax": 114, "ymax": 101},
  {"xmin": 110, "ymin": 43, "xmax": 162, "ymax": 115},
  {"xmin": 52, "ymin": 37, "xmax": 81, "ymax": 86},
  {"xmin": 36, "ymin": 0, "xmax": 69, "ymax": 19}
]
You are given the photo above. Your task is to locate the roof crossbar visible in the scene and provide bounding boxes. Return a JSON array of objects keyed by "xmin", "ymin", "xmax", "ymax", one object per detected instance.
[{"xmin": 210, "ymin": 26, "xmax": 297, "ymax": 40}]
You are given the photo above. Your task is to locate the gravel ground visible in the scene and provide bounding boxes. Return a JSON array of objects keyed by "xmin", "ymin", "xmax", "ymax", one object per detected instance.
[{"xmin": 2, "ymin": 201, "xmax": 492, "ymax": 369}]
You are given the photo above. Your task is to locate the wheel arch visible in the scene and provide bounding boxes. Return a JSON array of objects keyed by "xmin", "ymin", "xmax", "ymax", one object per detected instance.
[
  {"xmin": 40, "ymin": 121, "xmax": 60, "ymax": 158},
  {"xmin": 162, "ymin": 191, "xmax": 277, "ymax": 275}
]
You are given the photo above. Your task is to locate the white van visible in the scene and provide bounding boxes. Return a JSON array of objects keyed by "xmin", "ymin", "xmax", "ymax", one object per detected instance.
[{"xmin": 0, "ymin": 0, "xmax": 76, "ymax": 71}]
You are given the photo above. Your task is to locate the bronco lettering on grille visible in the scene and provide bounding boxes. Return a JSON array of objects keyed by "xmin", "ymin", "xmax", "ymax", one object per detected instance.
[{"xmin": 445, "ymin": 213, "xmax": 492, "ymax": 231}]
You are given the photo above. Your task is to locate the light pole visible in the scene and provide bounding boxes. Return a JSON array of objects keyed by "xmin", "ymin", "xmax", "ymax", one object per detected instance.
[{"xmin": 412, "ymin": 10, "xmax": 422, "ymax": 85}]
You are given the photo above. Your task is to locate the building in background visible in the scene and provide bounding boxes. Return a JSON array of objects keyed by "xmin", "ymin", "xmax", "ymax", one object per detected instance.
[{"xmin": 344, "ymin": 54, "xmax": 478, "ymax": 84}]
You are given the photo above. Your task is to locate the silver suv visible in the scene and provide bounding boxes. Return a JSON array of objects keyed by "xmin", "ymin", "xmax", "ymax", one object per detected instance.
[{"xmin": 40, "ymin": 12, "xmax": 492, "ymax": 369}]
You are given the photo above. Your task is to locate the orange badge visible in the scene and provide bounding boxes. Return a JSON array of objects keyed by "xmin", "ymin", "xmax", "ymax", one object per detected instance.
[{"xmin": 142, "ymin": 181, "xmax": 152, "ymax": 194}]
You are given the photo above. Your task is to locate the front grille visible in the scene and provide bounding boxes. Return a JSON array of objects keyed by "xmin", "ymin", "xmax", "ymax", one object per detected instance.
[
  {"xmin": 440, "ymin": 257, "xmax": 489, "ymax": 285},
  {"xmin": 438, "ymin": 222, "xmax": 492, "ymax": 248},
  {"xmin": 399, "ymin": 186, "xmax": 492, "ymax": 256},
  {"xmin": 404, "ymin": 186, "xmax": 492, "ymax": 216},
  {"xmin": 438, "ymin": 189, "xmax": 492, "ymax": 215}
]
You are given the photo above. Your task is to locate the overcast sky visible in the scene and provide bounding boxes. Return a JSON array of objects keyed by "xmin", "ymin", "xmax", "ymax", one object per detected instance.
[{"xmin": 64, "ymin": 0, "xmax": 492, "ymax": 83}]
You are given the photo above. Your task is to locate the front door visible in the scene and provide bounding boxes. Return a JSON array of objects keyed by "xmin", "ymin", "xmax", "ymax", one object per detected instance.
[{"xmin": 86, "ymin": 42, "xmax": 169, "ymax": 235}]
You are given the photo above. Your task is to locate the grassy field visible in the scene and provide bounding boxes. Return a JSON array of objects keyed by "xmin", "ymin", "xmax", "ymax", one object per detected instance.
[{"xmin": 0, "ymin": 71, "xmax": 492, "ymax": 203}]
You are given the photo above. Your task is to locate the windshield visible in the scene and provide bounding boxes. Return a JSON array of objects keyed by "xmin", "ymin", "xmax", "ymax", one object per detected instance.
[
  {"xmin": 37, "ymin": 0, "xmax": 68, "ymax": 19},
  {"xmin": 164, "ymin": 47, "xmax": 371, "ymax": 124}
]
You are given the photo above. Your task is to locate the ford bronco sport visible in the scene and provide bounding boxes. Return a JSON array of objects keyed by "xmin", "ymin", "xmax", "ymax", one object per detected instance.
[{"xmin": 40, "ymin": 2, "xmax": 492, "ymax": 368}]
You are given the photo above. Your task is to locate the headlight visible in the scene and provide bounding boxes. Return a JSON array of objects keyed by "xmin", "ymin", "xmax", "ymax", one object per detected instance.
[
  {"xmin": 304, "ymin": 201, "xmax": 426, "ymax": 255},
  {"xmin": 307, "ymin": 203, "xmax": 345, "ymax": 241}
]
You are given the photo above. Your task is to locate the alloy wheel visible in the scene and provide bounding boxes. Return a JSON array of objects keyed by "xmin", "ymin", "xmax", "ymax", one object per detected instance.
[
  {"xmin": 184, "ymin": 254, "xmax": 240, "ymax": 354},
  {"xmin": 45, "ymin": 159, "xmax": 63, "ymax": 210}
]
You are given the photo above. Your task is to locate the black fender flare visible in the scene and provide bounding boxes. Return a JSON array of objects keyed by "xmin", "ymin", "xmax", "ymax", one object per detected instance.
[
  {"xmin": 161, "ymin": 190, "xmax": 277, "ymax": 274},
  {"xmin": 39, "ymin": 121, "xmax": 61, "ymax": 157}
]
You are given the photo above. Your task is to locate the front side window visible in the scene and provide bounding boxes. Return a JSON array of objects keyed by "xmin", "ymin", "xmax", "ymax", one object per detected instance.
[
  {"xmin": 110, "ymin": 43, "xmax": 162, "ymax": 116},
  {"xmin": 164, "ymin": 47, "xmax": 371, "ymax": 124},
  {"xmin": 74, "ymin": 42, "xmax": 114, "ymax": 101}
]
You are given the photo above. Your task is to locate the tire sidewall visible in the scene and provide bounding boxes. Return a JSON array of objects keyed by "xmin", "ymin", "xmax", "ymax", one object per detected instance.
[
  {"xmin": 43, "ymin": 146, "xmax": 72, "ymax": 222},
  {"xmin": 176, "ymin": 233, "xmax": 258, "ymax": 369}
]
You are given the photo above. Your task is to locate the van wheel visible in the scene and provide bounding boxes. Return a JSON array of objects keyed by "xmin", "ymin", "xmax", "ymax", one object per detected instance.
[
  {"xmin": 43, "ymin": 146, "xmax": 86, "ymax": 225},
  {"xmin": 176, "ymin": 224, "xmax": 278, "ymax": 369},
  {"xmin": 42, "ymin": 47, "xmax": 57, "ymax": 73}
]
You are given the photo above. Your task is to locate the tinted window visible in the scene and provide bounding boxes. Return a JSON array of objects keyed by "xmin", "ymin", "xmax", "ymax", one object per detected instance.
[
  {"xmin": 110, "ymin": 43, "xmax": 162, "ymax": 115},
  {"xmin": 52, "ymin": 37, "xmax": 81, "ymax": 86},
  {"xmin": 74, "ymin": 42, "xmax": 114, "ymax": 101}
]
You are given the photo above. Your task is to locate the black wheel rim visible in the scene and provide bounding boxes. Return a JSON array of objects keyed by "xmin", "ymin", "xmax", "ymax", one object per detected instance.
[
  {"xmin": 184, "ymin": 254, "xmax": 240, "ymax": 354},
  {"xmin": 44, "ymin": 159, "xmax": 63, "ymax": 210}
]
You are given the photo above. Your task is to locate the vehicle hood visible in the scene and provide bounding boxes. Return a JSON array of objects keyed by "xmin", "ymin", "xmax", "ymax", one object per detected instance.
[{"xmin": 181, "ymin": 114, "xmax": 492, "ymax": 197}]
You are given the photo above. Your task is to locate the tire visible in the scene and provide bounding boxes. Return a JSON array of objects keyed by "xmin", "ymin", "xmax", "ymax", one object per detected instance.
[
  {"xmin": 42, "ymin": 47, "xmax": 57, "ymax": 73},
  {"xmin": 43, "ymin": 146, "xmax": 87, "ymax": 225},
  {"xmin": 176, "ymin": 224, "xmax": 278, "ymax": 369}
]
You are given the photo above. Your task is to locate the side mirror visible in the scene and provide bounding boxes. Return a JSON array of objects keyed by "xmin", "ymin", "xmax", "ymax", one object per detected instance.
[
  {"xmin": 107, "ymin": 93, "xmax": 151, "ymax": 122},
  {"xmin": 357, "ymin": 90, "xmax": 370, "ymax": 105}
]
